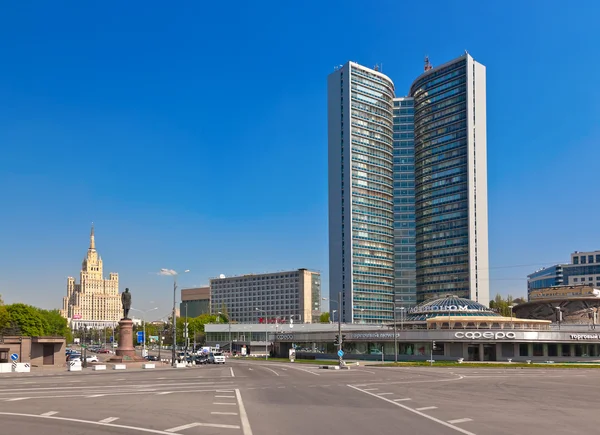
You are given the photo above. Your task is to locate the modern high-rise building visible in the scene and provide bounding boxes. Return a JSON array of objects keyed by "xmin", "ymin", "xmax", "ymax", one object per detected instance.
[
  {"xmin": 180, "ymin": 286, "xmax": 211, "ymax": 318},
  {"xmin": 528, "ymin": 250, "xmax": 600, "ymax": 295},
  {"xmin": 393, "ymin": 97, "xmax": 417, "ymax": 308},
  {"xmin": 60, "ymin": 226, "xmax": 121, "ymax": 329},
  {"xmin": 328, "ymin": 62, "xmax": 396, "ymax": 323},
  {"xmin": 409, "ymin": 53, "xmax": 489, "ymax": 305}
]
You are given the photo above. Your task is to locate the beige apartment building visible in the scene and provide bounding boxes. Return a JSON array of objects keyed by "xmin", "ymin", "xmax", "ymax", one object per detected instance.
[
  {"xmin": 60, "ymin": 226, "xmax": 121, "ymax": 329},
  {"xmin": 210, "ymin": 269, "xmax": 321, "ymax": 323}
]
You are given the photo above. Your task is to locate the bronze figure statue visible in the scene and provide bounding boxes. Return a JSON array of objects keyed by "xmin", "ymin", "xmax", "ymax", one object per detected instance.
[{"xmin": 121, "ymin": 288, "xmax": 132, "ymax": 319}]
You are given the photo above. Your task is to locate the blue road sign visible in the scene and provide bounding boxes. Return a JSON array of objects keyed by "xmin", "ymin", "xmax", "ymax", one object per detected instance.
[
  {"xmin": 337, "ymin": 350, "xmax": 344, "ymax": 358},
  {"xmin": 10, "ymin": 353, "xmax": 18, "ymax": 361},
  {"xmin": 110, "ymin": 336, "xmax": 114, "ymax": 343},
  {"xmin": 137, "ymin": 331, "xmax": 144, "ymax": 344}
]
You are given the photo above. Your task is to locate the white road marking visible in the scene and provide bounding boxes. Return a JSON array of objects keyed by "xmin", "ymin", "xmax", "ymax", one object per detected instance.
[
  {"xmin": 248, "ymin": 368, "xmax": 253, "ymax": 371},
  {"xmin": 363, "ymin": 388, "xmax": 378, "ymax": 391},
  {"xmin": 99, "ymin": 417, "xmax": 120, "ymax": 423},
  {"xmin": 0, "ymin": 412, "xmax": 203, "ymax": 434},
  {"xmin": 165, "ymin": 422, "xmax": 240, "ymax": 432},
  {"xmin": 217, "ymin": 390, "xmax": 235, "ymax": 393},
  {"xmin": 353, "ymin": 375, "xmax": 464, "ymax": 387},
  {"xmin": 377, "ymin": 392, "xmax": 394, "ymax": 396},
  {"xmin": 236, "ymin": 388, "xmax": 254, "ymax": 435},
  {"xmin": 156, "ymin": 392, "xmax": 172, "ymax": 395},
  {"xmin": 348, "ymin": 385, "xmax": 476, "ymax": 435},
  {"xmin": 86, "ymin": 394, "xmax": 106, "ymax": 398},
  {"xmin": 0, "ymin": 381, "xmax": 232, "ymax": 394},
  {"xmin": 6, "ymin": 398, "xmax": 30, "ymax": 401},
  {"xmin": 416, "ymin": 406, "xmax": 438, "ymax": 411},
  {"xmin": 211, "ymin": 412, "xmax": 238, "ymax": 415},
  {"xmin": 40, "ymin": 411, "xmax": 58, "ymax": 416},
  {"xmin": 230, "ymin": 367, "xmax": 235, "ymax": 377},
  {"xmin": 277, "ymin": 386, "xmax": 285, "ymax": 389},
  {"xmin": 214, "ymin": 402, "xmax": 237, "ymax": 406},
  {"xmin": 215, "ymin": 395, "xmax": 235, "ymax": 398},
  {"xmin": 394, "ymin": 398, "xmax": 412, "ymax": 401},
  {"xmin": 448, "ymin": 418, "xmax": 473, "ymax": 424},
  {"xmin": 260, "ymin": 366, "xmax": 280, "ymax": 376}
]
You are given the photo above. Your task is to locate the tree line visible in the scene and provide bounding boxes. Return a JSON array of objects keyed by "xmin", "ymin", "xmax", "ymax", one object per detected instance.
[
  {"xmin": 0, "ymin": 294, "xmax": 71, "ymax": 339},
  {"xmin": 488, "ymin": 294, "xmax": 527, "ymax": 317}
]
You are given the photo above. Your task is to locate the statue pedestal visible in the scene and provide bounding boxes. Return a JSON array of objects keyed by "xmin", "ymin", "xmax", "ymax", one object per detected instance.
[{"xmin": 109, "ymin": 318, "xmax": 145, "ymax": 363}]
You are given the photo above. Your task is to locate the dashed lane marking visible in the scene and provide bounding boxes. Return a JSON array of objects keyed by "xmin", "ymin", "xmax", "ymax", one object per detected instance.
[
  {"xmin": 40, "ymin": 411, "xmax": 58, "ymax": 416},
  {"xmin": 230, "ymin": 367, "xmax": 235, "ymax": 377},
  {"xmin": 99, "ymin": 417, "xmax": 120, "ymax": 423},
  {"xmin": 448, "ymin": 418, "xmax": 473, "ymax": 424},
  {"xmin": 211, "ymin": 412, "xmax": 238, "ymax": 416},
  {"xmin": 217, "ymin": 390, "xmax": 235, "ymax": 393},
  {"xmin": 214, "ymin": 402, "xmax": 237, "ymax": 406},
  {"xmin": 86, "ymin": 394, "xmax": 106, "ymax": 398},
  {"xmin": 393, "ymin": 398, "xmax": 412, "ymax": 402},
  {"xmin": 362, "ymin": 388, "xmax": 378, "ymax": 391},
  {"xmin": 215, "ymin": 395, "xmax": 236, "ymax": 398},
  {"xmin": 416, "ymin": 406, "xmax": 438, "ymax": 411},
  {"xmin": 6, "ymin": 398, "xmax": 30, "ymax": 401},
  {"xmin": 156, "ymin": 392, "xmax": 172, "ymax": 395},
  {"xmin": 348, "ymin": 385, "xmax": 476, "ymax": 435},
  {"xmin": 377, "ymin": 393, "xmax": 394, "ymax": 396},
  {"xmin": 165, "ymin": 422, "xmax": 240, "ymax": 432}
]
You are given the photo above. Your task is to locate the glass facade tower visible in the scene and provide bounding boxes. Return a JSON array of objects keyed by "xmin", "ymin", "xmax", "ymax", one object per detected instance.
[
  {"xmin": 328, "ymin": 62, "xmax": 395, "ymax": 323},
  {"xmin": 393, "ymin": 97, "xmax": 416, "ymax": 308},
  {"xmin": 409, "ymin": 54, "xmax": 490, "ymax": 305}
]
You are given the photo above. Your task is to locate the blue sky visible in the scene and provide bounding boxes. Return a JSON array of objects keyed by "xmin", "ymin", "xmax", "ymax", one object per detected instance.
[{"xmin": 1, "ymin": 1, "xmax": 598, "ymax": 317}]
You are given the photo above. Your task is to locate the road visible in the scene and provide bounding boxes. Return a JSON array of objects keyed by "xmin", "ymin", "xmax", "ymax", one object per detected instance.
[{"xmin": 0, "ymin": 359, "xmax": 598, "ymax": 434}]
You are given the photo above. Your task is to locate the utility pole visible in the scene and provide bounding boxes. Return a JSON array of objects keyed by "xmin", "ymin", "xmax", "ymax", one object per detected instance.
[
  {"xmin": 338, "ymin": 291, "xmax": 343, "ymax": 367},
  {"xmin": 172, "ymin": 276, "xmax": 177, "ymax": 366},
  {"xmin": 184, "ymin": 302, "xmax": 188, "ymax": 356},
  {"xmin": 393, "ymin": 303, "xmax": 398, "ymax": 363}
]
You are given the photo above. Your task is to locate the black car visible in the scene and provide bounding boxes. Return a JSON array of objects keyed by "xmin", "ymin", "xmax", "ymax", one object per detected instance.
[{"xmin": 145, "ymin": 355, "xmax": 159, "ymax": 361}]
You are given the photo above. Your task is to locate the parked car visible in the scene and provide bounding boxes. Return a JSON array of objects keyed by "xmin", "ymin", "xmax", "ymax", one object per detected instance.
[{"xmin": 208, "ymin": 352, "xmax": 225, "ymax": 364}]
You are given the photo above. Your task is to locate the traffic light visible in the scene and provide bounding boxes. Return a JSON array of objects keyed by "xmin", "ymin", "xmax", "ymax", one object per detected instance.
[
  {"xmin": 432, "ymin": 341, "xmax": 436, "ymax": 350},
  {"xmin": 334, "ymin": 335, "xmax": 339, "ymax": 345},
  {"xmin": 342, "ymin": 335, "xmax": 346, "ymax": 343}
]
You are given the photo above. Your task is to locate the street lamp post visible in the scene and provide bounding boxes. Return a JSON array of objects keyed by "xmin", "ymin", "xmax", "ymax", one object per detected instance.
[
  {"xmin": 255, "ymin": 308, "xmax": 268, "ymax": 360},
  {"xmin": 323, "ymin": 295, "xmax": 343, "ymax": 367},
  {"xmin": 508, "ymin": 304, "xmax": 516, "ymax": 329},
  {"xmin": 555, "ymin": 306, "xmax": 563, "ymax": 330},
  {"xmin": 159, "ymin": 269, "xmax": 190, "ymax": 366},
  {"xmin": 131, "ymin": 307, "xmax": 158, "ymax": 357}
]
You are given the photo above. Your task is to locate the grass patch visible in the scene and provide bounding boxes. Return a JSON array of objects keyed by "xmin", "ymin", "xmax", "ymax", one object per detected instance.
[{"xmin": 376, "ymin": 361, "xmax": 600, "ymax": 369}]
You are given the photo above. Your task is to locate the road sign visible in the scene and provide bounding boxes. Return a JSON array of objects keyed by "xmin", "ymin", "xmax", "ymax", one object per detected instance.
[
  {"xmin": 10, "ymin": 353, "xmax": 18, "ymax": 361},
  {"xmin": 215, "ymin": 344, "xmax": 220, "ymax": 349},
  {"xmin": 137, "ymin": 331, "xmax": 144, "ymax": 344},
  {"xmin": 337, "ymin": 350, "xmax": 344, "ymax": 358}
]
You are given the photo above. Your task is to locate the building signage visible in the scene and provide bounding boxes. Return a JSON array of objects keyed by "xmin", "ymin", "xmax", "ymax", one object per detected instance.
[
  {"xmin": 276, "ymin": 334, "xmax": 294, "ymax": 340},
  {"xmin": 410, "ymin": 305, "xmax": 493, "ymax": 314},
  {"xmin": 570, "ymin": 334, "xmax": 600, "ymax": 340},
  {"xmin": 350, "ymin": 333, "xmax": 399, "ymax": 340},
  {"xmin": 454, "ymin": 331, "xmax": 516, "ymax": 339}
]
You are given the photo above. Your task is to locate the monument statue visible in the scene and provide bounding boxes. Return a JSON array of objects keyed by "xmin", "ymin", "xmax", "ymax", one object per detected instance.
[{"xmin": 121, "ymin": 288, "xmax": 132, "ymax": 319}]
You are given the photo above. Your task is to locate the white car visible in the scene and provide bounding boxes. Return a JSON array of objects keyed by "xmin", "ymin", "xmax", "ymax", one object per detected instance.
[
  {"xmin": 85, "ymin": 355, "xmax": 99, "ymax": 363},
  {"xmin": 211, "ymin": 352, "xmax": 226, "ymax": 364}
]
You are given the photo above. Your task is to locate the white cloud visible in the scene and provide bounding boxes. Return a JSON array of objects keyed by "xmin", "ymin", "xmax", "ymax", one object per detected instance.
[{"xmin": 158, "ymin": 269, "xmax": 177, "ymax": 276}]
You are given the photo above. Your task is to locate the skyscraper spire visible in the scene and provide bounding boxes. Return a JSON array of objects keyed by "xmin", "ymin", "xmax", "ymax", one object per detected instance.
[{"xmin": 90, "ymin": 223, "xmax": 95, "ymax": 250}]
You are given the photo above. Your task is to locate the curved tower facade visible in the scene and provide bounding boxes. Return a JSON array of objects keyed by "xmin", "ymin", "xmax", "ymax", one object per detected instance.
[
  {"xmin": 328, "ymin": 62, "xmax": 395, "ymax": 323},
  {"xmin": 409, "ymin": 54, "xmax": 489, "ymax": 306}
]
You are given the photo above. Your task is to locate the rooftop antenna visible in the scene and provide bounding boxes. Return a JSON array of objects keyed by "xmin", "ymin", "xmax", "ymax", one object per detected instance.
[
  {"xmin": 424, "ymin": 56, "xmax": 433, "ymax": 72},
  {"xmin": 373, "ymin": 63, "xmax": 380, "ymax": 72}
]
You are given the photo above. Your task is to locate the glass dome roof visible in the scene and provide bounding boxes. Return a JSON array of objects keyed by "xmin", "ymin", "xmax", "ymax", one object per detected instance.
[{"xmin": 405, "ymin": 295, "xmax": 501, "ymax": 322}]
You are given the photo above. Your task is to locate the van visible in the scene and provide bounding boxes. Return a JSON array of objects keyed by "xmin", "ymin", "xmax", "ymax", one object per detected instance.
[{"xmin": 210, "ymin": 352, "xmax": 226, "ymax": 364}]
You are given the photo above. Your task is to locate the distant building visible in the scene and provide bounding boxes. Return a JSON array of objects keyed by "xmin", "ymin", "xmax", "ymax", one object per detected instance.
[
  {"xmin": 180, "ymin": 287, "xmax": 211, "ymax": 318},
  {"xmin": 60, "ymin": 226, "xmax": 120, "ymax": 329},
  {"xmin": 210, "ymin": 269, "xmax": 321, "ymax": 323},
  {"xmin": 528, "ymin": 250, "xmax": 600, "ymax": 294},
  {"xmin": 515, "ymin": 284, "xmax": 600, "ymax": 324}
]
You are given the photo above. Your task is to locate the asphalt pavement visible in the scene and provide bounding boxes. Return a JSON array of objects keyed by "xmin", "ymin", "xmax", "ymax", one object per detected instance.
[{"xmin": 0, "ymin": 359, "xmax": 598, "ymax": 434}]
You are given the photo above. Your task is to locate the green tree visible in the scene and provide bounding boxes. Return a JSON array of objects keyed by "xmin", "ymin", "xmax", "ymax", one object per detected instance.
[
  {"xmin": 319, "ymin": 312, "xmax": 330, "ymax": 323},
  {"xmin": 38, "ymin": 309, "xmax": 69, "ymax": 336},
  {"xmin": 0, "ymin": 294, "xmax": 9, "ymax": 332},
  {"xmin": 5, "ymin": 303, "xmax": 49, "ymax": 336}
]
